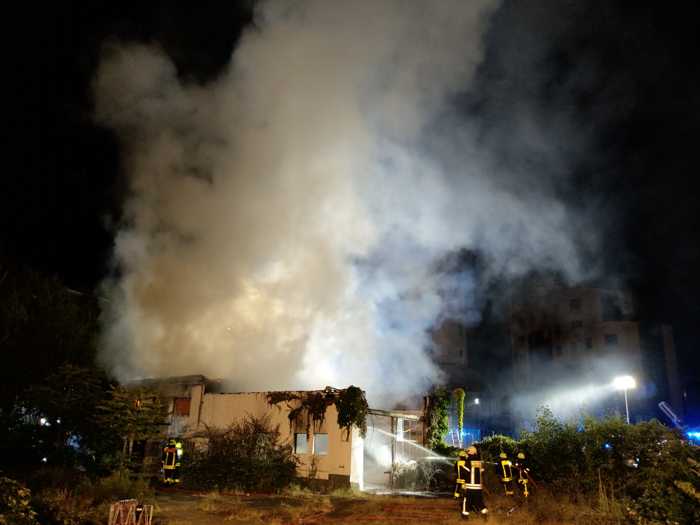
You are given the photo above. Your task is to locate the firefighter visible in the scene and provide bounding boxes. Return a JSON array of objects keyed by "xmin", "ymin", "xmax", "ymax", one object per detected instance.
[
  {"xmin": 498, "ymin": 452, "xmax": 515, "ymax": 496},
  {"xmin": 162, "ymin": 438, "xmax": 183, "ymax": 484},
  {"xmin": 455, "ymin": 449, "xmax": 468, "ymax": 498},
  {"xmin": 459, "ymin": 445, "xmax": 488, "ymax": 519},
  {"xmin": 514, "ymin": 451, "xmax": 530, "ymax": 498}
]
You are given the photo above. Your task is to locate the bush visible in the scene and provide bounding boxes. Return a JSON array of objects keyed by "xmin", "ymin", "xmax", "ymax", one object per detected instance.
[
  {"xmin": 479, "ymin": 434, "xmax": 519, "ymax": 463},
  {"xmin": 512, "ymin": 408, "xmax": 700, "ymax": 525},
  {"xmin": 32, "ymin": 470, "xmax": 154, "ymax": 525},
  {"xmin": 0, "ymin": 476, "xmax": 39, "ymax": 525},
  {"xmin": 182, "ymin": 415, "xmax": 298, "ymax": 492},
  {"xmin": 33, "ymin": 488, "xmax": 100, "ymax": 525},
  {"xmin": 86, "ymin": 470, "xmax": 154, "ymax": 503}
]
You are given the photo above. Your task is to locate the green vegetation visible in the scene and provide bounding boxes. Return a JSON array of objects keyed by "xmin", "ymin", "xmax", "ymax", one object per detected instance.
[
  {"xmin": 267, "ymin": 385, "xmax": 369, "ymax": 438},
  {"xmin": 482, "ymin": 408, "xmax": 700, "ymax": 525},
  {"xmin": 424, "ymin": 387, "xmax": 451, "ymax": 452},
  {"xmin": 97, "ymin": 385, "xmax": 167, "ymax": 469},
  {"xmin": 33, "ymin": 470, "xmax": 154, "ymax": 525},
  {"xmin": 1, "ymin": 470, "xmax": 155, "ymax": 525},
  {"xmin": 479, "ymin": 433, "xmax": 518, "ymax": 461},
  {"xmin": 453, "ymin": 388, "xmax": 465, "ymax": 446},
  {"xmin": 0, "ymin": 476, "xmax": 39, "ymax": 525},
  {"xmin": 182, "ymin": 415, "xmax": 298, "ymax": 492}
]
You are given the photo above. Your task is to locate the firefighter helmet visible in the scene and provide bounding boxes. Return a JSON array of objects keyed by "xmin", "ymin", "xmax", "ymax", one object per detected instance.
[
  {"xmin": 517, "ymin": 452, "xmax": 526, "ymax": 460},
  {"xmin": 458, "ymin": 449, "xmax": 468, "ymax": 458},
  {"xmin": 466, "ymin": 445, "xmax": 477, "ymax": 456},
  {"xmin": 499, "ymin": 452, "xmax": 507, "ymax": 459}
]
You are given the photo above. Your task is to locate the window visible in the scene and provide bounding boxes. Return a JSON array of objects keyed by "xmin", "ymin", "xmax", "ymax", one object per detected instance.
[
  {"xmin": 585, "ymin": 337, "xmax": 593, "ymax": 350},
  {"xmin": 173, "ymin": 398, "xmax": 190, "ymax": 416},
  {"xmin": 313, "ymin": 433, "xmax": 328, "ymax": 455},
  {"xmin": 571, "ymin": 320, "xmax": 583, "ymax": 330},
  {"xmin": 601, "ymin": 293, "xmax": 624, "ymax": 321},
  {"xmin": 404, "ymin": 419, "xmax": 419, "ymax": 442},
  {"xmin": 604, "ymin": 334, "xmax": 618, "ymax": 347},
  {"xmin": 570, "ymin": 298, "xmax": 581, "ymax": 312},
  {"xmin": 294, "ymin": 433, "xmax": 308, "ymax": 454}
]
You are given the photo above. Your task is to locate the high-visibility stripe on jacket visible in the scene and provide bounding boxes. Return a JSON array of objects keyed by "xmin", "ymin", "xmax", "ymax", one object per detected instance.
[
  {"xmin": 500, "ymin": 459, "xmax": 514, "ymax": 482},
  {"xmin": 464, "ymin": 460, "xmax": 484, "ymax": 490},
  {"xmin": 455, "ymin": 459, "xmax": 468, "ymax": 483}
]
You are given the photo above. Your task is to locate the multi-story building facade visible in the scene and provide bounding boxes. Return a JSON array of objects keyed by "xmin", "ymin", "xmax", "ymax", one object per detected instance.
[{"xmin": 510, "ymin": 286, "xmax": 643, "ymax": 387}]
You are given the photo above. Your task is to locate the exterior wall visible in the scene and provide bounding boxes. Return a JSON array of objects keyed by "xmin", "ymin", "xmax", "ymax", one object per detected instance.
[
  {"xmin": 433, "ymin": 320, "xmax": 468, "ymax": 387},
  {"xmin": 350, "ymin": 426, "xmax": 364, "ymax": 491},
  {"xmin": 511, "ymin": 286, "xmax": 643, "ymax": 384},
  {"xmin": 187, "ymin": 391, "xmax": 353, "ymax": 482},
  {"xmin": 661, "ymin": 325, "xmax": 683, "ymax": 416}
]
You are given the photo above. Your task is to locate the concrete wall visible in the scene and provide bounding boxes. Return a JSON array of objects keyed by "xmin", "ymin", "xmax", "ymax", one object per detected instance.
[{"xmin": 187, "ymin": 391, "xmax": 354, "ymax": 482}]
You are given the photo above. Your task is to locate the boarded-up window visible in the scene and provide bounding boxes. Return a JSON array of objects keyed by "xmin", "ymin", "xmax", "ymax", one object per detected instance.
[{"xmin": 173, "ymin": 397, "xmax": 190, "ymax": 416}]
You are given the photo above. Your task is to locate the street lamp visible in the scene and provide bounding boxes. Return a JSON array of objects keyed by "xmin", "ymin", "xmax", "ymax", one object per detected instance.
[{"xmin": 612, "ymin": 375, "xmax": 637, "ymax": 424}]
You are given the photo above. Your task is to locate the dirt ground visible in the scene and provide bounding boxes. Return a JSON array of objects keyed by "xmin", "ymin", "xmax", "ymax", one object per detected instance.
[{"xmin": 152, "ymin": 488, "xmax": 591, "ymax": 525}]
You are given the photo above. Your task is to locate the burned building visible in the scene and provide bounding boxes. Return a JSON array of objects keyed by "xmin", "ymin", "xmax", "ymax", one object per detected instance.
[{"xmin": 134, "ymin": 375, "xmax": 427, "ymax": 491}]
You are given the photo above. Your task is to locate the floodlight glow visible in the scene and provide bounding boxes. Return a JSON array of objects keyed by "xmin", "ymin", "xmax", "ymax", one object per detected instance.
[
  {"xmin": 612, "ymin": 375, "xmax": 636, "ymax": 391},
  {"xmin": 474, "ymin": 398, "xmax": 480, "ymax": 405}
]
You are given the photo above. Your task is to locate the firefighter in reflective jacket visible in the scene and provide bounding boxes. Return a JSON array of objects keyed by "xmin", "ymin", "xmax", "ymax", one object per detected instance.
[
  {"xmin": 498, "ymin": 452, "xmax": 515, "ymax": 496},
  {"xmin": 514, "ymin": 451, "xmax": 530, "ymax": 498},
  {"xmin": 162, "ymin": 439, "xmax": 183, "ymax": 484},
  {"xmin": 458, "ymin": 445, "xmax": 488, "ymax": 518},
  {"xmin": 454, "ymin": 449, "xmax": 469, "ymax": 497}
]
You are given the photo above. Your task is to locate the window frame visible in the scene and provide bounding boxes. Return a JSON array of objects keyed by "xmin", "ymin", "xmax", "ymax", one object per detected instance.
[
  {"xmin": 313, "ymin": 433, "xmax": 329, "ymax": 456},
  {"xmin": 294, "ymin": 433, "xmax": 308, "ymax": 454}
]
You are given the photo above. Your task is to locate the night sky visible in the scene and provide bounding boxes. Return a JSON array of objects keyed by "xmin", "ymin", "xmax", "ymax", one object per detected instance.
[{"xmin": 8, "ymin": 2, "xmax": 700, "ymax": 398}]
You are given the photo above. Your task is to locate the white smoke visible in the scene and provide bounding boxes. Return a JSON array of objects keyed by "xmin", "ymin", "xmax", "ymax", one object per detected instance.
[{"xmin": 94, "ymin": 0, "xmax": 592, "ymax": 405}]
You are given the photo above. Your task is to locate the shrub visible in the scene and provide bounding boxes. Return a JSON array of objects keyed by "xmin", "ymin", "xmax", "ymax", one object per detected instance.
[
  {"xmin": 33, "ymin": 488, "xmax": 99, "ymax": 525},
  {"xmin": 86, "ymin": 470, "xmax": 154, "ymax": 503},
  {"xmin": 32, "ymin": 470, "xmax": 154, "ymax": 525},
  {"xmin": 512, "ymin": 408, "xmax": 700, "ymax": 525},
  {"xmin": 479, "ymin": 434, "xmax": 519, "ymax": 463},
  {"xmin": 182, "ymin": 415, "xmax": 298, "ymax": 492},
  {"xmin": 0, "ymin": 476, "xmax": 39, "ymax": 525}
]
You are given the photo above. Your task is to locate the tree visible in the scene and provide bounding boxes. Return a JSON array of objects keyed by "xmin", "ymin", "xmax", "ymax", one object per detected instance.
[
  {"xmin": 453, "ymin": 388, "xmax": 465, "ymax": 448},
  {"xmin": 97, "ymin": 386, "xmax": 167, "ymax": 468},
  {"xmin": 0, "ymin": 263, "xmax": 100, "ymax": 412},
  {"xmin": 21, "ymin": 364, "xmax": 114, "ymax": 469},
  {"xmin": 425, "ymin": 388, "xmax": 451, "ymax": 451}
]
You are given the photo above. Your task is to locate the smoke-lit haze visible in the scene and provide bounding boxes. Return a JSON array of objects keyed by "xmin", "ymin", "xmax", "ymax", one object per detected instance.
[{"xmin": 95, "ymin": 0, "xmax": 595, "ymax": 404}]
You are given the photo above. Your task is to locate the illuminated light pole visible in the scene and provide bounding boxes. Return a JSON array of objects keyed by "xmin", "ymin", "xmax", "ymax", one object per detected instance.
[{"xmin": 612, "ymin": 375, "xmax": 637, "ymax": 424}]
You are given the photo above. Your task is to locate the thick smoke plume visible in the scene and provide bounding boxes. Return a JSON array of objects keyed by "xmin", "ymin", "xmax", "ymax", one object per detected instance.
[{"xmin": 95, "ymin": 0, "xmax": 593, "ymax": 404}]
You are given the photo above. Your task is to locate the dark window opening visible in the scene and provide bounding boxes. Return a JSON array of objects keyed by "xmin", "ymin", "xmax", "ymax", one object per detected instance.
[
  {"xmin": 570, "ymin": 298, "xmax": 581, "ymax": 312},
  {"xmin": 173, "ymin": 398, "xmax": 191, "ymax": 416},
  {"xmin": 601, "ymin": 293, "xmax": 624, "ymax": 321},
  {"xmin": 604, "ymin": 334, "xmax": 618, "ymax": 347}
]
